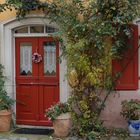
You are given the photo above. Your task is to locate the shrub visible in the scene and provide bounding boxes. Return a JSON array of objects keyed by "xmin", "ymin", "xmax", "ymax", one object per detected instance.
[
  {"xmin": 121, "ymin": 99, "xmax": 140, "ymax": 120},
  {"xmin": 45, "ymin": 102, "xmax": 70, "ymax": 121}
]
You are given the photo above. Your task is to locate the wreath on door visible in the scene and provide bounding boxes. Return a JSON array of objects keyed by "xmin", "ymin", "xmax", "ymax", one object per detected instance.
[{"xmin": 32, "ymin": 52, "xmax": 42, "ymax": 63}]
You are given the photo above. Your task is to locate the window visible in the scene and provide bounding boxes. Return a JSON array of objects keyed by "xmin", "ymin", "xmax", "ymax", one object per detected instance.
[
  {"xmin": 15, "ymin": 27, "xmax": 28, "ymax": 33},
  {"xmin": 14, "ymin": 25, "xmax": 58, "ymax": 34},
  {"xmin": 30, "ymin": 26, "xmax": 44, "ymax": 33}
]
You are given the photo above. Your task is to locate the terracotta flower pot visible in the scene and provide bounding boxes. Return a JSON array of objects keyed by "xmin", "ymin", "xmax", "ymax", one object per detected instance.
[
  {"xmin": 0, "ymin": 110, "xmax": 12, "ymax": 132},
  {"xmin": 53, "ymin": 113, "xmax": 72, "ymax": 137}
]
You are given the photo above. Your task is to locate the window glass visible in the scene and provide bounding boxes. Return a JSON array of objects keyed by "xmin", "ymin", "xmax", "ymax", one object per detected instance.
[
  {"xmin": 20, "ymin": 43, "xmax": 32, "ymax": 76},
  {"xmin": 14, "ymin": 26, "xmax": 58, "ymax": 34},
  {"xmin": 44, "ymin": 42, "xmax": 56, "ymax": 76},
  {"xmin": 15, "ymin": 27, "xmax": 28, "ymax": 33},
  {"xmin": 30, "ymin": 26, "xmax": 44, "ymax": 33},
  {"xmin": 46, "ymin": 26, "xmax": 57, "ymax": 33}
]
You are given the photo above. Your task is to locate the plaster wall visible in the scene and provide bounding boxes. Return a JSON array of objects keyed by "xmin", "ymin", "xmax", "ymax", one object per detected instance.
[
  {"xmin": 100, "ymin": 21, "xmax": 140, "ymax": 128},
  {"xmin": 100, "ymin": 92, "xmax": 140, "ymax": 129},
  {"xmin": 0, "ymin": 0, "xmax": 46, "ymax": 22}
]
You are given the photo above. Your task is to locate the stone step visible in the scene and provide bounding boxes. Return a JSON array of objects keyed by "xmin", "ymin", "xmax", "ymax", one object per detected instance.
[{"xmin": 0, "ymin": 138, "xmax": 28, "ymax": 140}]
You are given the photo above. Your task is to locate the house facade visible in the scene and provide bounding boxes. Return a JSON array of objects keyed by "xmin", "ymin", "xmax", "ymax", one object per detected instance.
[{"xmin": 0, "ymin": 0, "xmax": 140, "ymax": 128}]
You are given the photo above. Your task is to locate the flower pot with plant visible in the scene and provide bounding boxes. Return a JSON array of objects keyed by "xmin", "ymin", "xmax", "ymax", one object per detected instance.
[
  {"xmin": 45, "ymin": 102, "xmax": 71, "ymax": 137},
  {"xmin": 0, "ymin": 64, "xmax": 14, "ymax": 131},
  {"xmin": 121, "ymin": 99, "xmax": 140, "ymax": 136}
]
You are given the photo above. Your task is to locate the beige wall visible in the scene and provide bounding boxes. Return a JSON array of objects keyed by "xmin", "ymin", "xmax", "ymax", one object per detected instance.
[
  {"xmin": 100, "ymin": 92, "xmax": 140, "ymax": 129},
  {"xmin": 0, "ymin": 0, "xmax": 15, "ymax": 22},
  {"xmin": 0, "ymin": 0, "xmax": 47, "ymax": 22}
]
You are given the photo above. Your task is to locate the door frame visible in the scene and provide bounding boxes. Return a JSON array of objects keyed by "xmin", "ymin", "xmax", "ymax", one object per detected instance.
[{"xmin": 0, "ymin": 16, "xmax": 70, "ymax": 126}]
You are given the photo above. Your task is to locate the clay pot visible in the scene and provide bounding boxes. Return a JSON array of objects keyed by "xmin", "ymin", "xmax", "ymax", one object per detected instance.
[
  {"xmin": 53, "ymin": 113, "xmax": 72, "ymax": 137},
  {"xmin": 0, "ymin": 110, "xmax": 12, "ymax": 131}
]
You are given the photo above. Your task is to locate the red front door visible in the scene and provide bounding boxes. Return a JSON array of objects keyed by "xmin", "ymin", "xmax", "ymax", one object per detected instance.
[{"xmin": 15, "ymin": 37, "xmax": 59, "ymax": 126}]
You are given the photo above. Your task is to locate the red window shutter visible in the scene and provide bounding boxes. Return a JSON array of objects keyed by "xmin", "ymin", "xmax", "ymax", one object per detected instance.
[{"xmin": 112, "ymin": 24, "xmax": 138, "ymax": 90}]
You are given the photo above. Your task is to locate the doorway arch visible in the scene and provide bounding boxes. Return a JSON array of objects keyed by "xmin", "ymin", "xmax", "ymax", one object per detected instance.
[{"xmin": 0, "ymin": 16, "xmax": 69, "ymax": 126}]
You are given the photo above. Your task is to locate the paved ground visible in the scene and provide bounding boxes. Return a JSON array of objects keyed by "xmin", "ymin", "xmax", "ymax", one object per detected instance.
[
  {"xmin": 0, "ymin": 133, "xmax": 53, "ymax": 140},
  {"xmin": 0, "ymin": 132, "xmax": 140, "ymax": 140}
]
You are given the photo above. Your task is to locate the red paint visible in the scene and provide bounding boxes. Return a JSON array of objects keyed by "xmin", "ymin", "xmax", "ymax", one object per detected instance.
[
  {"xmin": 112, "ymin": 25, "xmax": 138, "ymax": 90},
  {"xmin": 15, "ymin": 37, "xmax": 59, "ymax": 126}
]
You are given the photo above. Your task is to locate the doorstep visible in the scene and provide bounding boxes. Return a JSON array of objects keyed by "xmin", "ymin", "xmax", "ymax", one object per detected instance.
[{"xmin": 0, "ymin": 133, "xmax": 52, "ymax": 140}]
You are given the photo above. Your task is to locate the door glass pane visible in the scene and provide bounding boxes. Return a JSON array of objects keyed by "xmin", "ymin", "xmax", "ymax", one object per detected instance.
[
  {"xmin": 20, "ymin": 43, "xmax": 32, "ymax": 76},
  {"xmin": 44, "ymin": 42, "xmax": 56, "ymax": 76}
]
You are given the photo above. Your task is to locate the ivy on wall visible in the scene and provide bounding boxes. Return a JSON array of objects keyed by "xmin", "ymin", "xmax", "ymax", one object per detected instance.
[{"xmin": 0, "ymin": 0, "xmax": 140, "ymax": 139}]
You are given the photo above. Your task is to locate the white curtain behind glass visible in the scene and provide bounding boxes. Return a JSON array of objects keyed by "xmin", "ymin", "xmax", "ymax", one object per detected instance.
[
  {"xmin": 44, "ymin": 44, "xmax": 56, "ymax": 76},
  {"xmin": 20, "ymin": 43, "xmax": 32, "ymax": 75}
]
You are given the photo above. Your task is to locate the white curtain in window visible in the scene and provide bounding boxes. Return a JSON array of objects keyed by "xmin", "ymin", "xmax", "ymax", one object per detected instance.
[
  {"xmin": 44, "ymin": 45, "xmax": 56, "ymax": 75},
  {"xmin": 20, "ymin": 44, "xmax": 32, "ymax": 75}
]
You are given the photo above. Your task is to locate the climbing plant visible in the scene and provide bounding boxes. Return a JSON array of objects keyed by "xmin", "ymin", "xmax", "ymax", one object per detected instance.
[{"xmin": 0, "ymin": 0, "xmax": 140, "ymax": 139}]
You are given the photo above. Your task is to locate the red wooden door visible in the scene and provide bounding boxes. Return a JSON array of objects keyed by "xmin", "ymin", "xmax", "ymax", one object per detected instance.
[{"xmin": 16, "ymin": 37, "xmax": 59, "ymax": 126}]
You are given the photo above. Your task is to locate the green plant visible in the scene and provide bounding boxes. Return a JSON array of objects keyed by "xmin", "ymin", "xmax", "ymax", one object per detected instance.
[
  {"xmin": 45, "ymin": 102, "xmax": 70, "ymax": 121},
  {"xmin": 121, "ymin": 99, "xmax": 140, "ymax": 120},
  {"xmin": 0, "ymin": 64, "xmax": 14, "ymax": 110}
]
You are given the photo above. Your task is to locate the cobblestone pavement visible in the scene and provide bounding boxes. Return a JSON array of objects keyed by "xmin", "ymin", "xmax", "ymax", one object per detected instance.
[
  {"xmin": 67, "ymin": 136, "xmax": 140, "ymax": 140},
  {"xmin": 107, "ymin": 137, "xmax": 140, "ymax": 140},
  {"xmin": 0, "ymin": 133, "xmax": 52, "ymax": 140}
]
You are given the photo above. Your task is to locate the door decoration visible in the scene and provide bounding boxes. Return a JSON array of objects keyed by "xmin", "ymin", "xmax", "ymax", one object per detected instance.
[{"xmin": 32, "ymin": 52, "xmax": 42, "ymax": 63}]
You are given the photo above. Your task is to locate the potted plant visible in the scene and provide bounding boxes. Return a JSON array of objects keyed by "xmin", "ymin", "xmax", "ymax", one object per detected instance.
[
  {"xmin": 45, "ymin": 102, "xmax": 72, "ymax": 137},
  {"xmin": 0, "ymin": 64, "xmax": 14, "ymax": 131},
  {"xmin": 120, "ymin": 99, "xmax": 140, "ymax": 136}
]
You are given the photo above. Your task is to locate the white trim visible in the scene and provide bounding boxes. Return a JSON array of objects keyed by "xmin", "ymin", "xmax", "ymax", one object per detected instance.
[
  {"xmin": 17, "ymin": 125, "xmax": 53, "ymax": 129},
  {"xmin": 14, "ymin": 33, "xmax": 55, "ymax": 37},
  {"xmin": 134, "ymin": 18, "xmax": 140, "ymax": 24},
  {"xmin": 0, "ymin": 16, "xmax": 69, "ymax": 126},
  {"xmin": 0, "ymin": 14, "xmax": 47, "ymax": 25}
]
